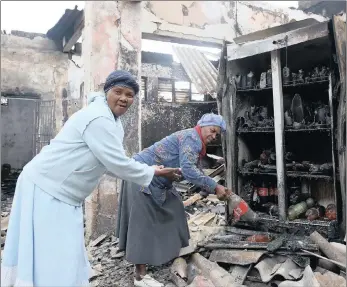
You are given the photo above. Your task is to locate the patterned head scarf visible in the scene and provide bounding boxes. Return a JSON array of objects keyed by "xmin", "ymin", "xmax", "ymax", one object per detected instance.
[
  {"xmin": 197, "ymin": 113, "xmax": 226, "ymax": 132},
  {"xmin": 104, "ymin": 70, "xmax": 139, "ymax": 95}
]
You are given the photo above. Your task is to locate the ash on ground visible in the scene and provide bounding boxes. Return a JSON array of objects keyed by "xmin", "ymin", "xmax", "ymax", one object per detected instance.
[{"xmin": 88, "ymin": 234, "xmax": 172, "ymax": 287}]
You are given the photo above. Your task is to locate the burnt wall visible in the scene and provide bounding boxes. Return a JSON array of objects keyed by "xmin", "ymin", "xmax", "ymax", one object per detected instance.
[
  {"xmin": 141, "ymin": 101, "xmax": 217, "ymax": 148},
  {"xmin": 1, "ymin": 97, "xmax": 37, "ymax": 169},
  {"xmin": 299, "ymin": 1, "xmax": 345, "ymax": 17},
  {"xmin": 1, "ymin": 32, "xmax": 70, "ymax": 134},
  {"xmin": 142, "ymin": 1, "xmax": 327, "ymax": 45},
  {"xmin": 140, "ymin": 51, "xmax": 217, "ymax": 148}
]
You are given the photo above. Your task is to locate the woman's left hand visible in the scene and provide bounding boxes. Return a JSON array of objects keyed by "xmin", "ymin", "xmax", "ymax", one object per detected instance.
[{"xmin": 153, "ymin": 166, "xmax": 182, "ymax": 181}]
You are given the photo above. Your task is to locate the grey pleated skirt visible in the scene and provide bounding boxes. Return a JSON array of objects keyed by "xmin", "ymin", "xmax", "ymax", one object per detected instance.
[{"xmin": 116, "ymin": 181, "xmax": 190, "ymax": 266}]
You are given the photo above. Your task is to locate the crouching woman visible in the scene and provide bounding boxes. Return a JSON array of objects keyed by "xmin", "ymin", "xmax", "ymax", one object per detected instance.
[{"xmin": 116, "ymin": 113, "xmax": 231, "ymax": 287}]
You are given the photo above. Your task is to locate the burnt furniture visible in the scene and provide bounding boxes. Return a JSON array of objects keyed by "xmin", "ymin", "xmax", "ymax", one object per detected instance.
[{"xmin": 219, "ymin": 20, "xmax": 343, "ymax": 238}]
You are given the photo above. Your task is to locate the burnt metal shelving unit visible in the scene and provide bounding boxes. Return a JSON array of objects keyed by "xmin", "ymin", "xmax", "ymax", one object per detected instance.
[
  {"xmin": 218, "ymin": 20, "xmax": 342, "ymax": 238},
  {"xmin": 236, "ymin": 77, "xmax": 329, "ymax": 93}
]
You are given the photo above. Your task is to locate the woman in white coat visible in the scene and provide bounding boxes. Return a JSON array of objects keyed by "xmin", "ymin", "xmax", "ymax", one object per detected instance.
[{"xmin": 1, "ymin": 70, "xmax": 180, "ymax": 287}]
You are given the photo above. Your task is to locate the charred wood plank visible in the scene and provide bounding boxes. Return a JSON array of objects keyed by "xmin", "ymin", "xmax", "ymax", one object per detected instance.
[
  {"xmin": 332, "ymin": 15, "xmax": 346, "ymax": 235},
  {"xmin": 309, "ymin": 231, "xmax": 346, "ymax": 269},
  {"xmin": 227, "ymin": 22, "xmax": 329, "ymax": 60}
]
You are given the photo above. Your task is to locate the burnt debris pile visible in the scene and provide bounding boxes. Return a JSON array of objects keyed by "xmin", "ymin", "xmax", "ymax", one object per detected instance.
[
  {"xmin": 240, "ymin": 149, "xmax": 333, "ymax": 177},
  {"xmin": 282, "ymin": 66, "xmax": 330, "ymax": 86},
  {"xmin": 236, "ymin": 106, "xmax": 274, "ymax": 132},
  {"xmin": 284, "ymin": 95, "xmax": 331, "ymax": 130},
  {"xmin": 234, "ymin": 66, "xmax": 330, "ymax": 92},
  {"xmin": 239, "ymin": 178, "xmax": 337, "ymax": 223},
  {"xmin": 236, "ymin": 65, "xmax": 332, "ymax": 133},
  {"xmin": 86, "ymin": 196, "xmax": 346, "ymax": 286},
  {"xmin": 237, "ymin": 96, "xmax": 332, "ymax": 133},
  {"xmin": 239, "ymin": 145, "xmax": 335, "ymax": 222},
  {"xmin": 1, "ymin": 165, "xmax": 22, "ymax": 253},
  {"xmin": 234, "ymin": 69, "xmax": 272, "ymax": 90},
  {"xmin": 1, "ymin": 164, "xmax": 21, "ymax": 200}
]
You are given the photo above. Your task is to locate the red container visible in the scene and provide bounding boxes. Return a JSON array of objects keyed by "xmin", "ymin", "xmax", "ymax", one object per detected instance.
[{"xmin": 246, "ymin": 234, "xmax": 272, "ymax": 243}]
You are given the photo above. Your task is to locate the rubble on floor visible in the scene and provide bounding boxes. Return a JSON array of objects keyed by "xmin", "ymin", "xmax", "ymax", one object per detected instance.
[
  {"xmin": 1, "ymin": 165, "xmax": 21, "ymax": 201},
  {"xmin": 87, "ymin": 189, "xmax": 346, "ymax": 286},
  {"xmin": 86, "ymin": 161, "xmax": 345, "ymax": 286},
  {"xmin": 1, "ymin": 162, "xmax": 345, "ymax": 286},
  {"xmin": 180, "ymin": 164, "xmax": 227, "ymax": 226},
  {"xmin": 1, "ymin": 165, "xmax": 21, "ymax": 253},
  {"xmin": 87, "ymin": 234, "xmax": 172, "ymax": 287},
  {"xmin": 1, "ymin": 197, "xmax": 13, "ymax": 252},
  {"xmin": 89, "ymin": 231, "xmax": 346, "ymax": 287}
]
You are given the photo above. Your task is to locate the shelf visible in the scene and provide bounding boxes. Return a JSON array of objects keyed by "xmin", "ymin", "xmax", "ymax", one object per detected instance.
[
  {"xmin": 234, "ymin": 213, "xmax": 338, "ymax": 239},
  {"xmin": 283, "ymin": 78, "xmax": 329, "ymax": 88},
  {"xmin": 285, "ymin": 127, "xmax": 331, "ymax": 133},
  {"xmin": 239, "ymin": 169, "xmax": 333, "ymax": 181},
  {"xmin": 286, "ymin": 171, "xmax": 333, "ymax": 181},
  {"xmin": 201, "ymin": 240, "xmax": 318, "ymax": 251},
  {"xmin": 236, "ymin": 86, "xmax": 272, "ymax": 92},
  {"xmin": 237, "ymin": 127, "xmax": 331, "ymax": 134},
  {"xmin": 242, "ymin": 212, "xmax": 334, "ymax": 226},
  {"xmin": 236, "ymin": 77, "xmax": 329, "ymax": 93},
  {"xmin": 237, "ymin": 128, "xmax": 274, "ymax": 134},
  {"xmin": 239, "ymin": 170, "xmax": 277, "ymax": 177}
]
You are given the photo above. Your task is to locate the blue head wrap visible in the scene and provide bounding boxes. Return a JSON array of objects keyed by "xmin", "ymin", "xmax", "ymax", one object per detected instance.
[
  {"xmin": 104, "ymin": 70, "xmax": 139, "ymax": 95},
  {"xmin": 197, "ymin": 113, "xmax": 226, "ymax": 132}
]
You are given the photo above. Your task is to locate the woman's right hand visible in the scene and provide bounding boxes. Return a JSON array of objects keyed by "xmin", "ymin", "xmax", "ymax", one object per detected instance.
[{"xmin": 153, "ymin": 166, "xmax": 182, "ymax": 181}]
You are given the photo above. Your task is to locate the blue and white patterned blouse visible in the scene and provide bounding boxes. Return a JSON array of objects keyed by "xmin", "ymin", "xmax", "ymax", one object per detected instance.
[{"xmin": 133, "ymin": 128, "xmax": 217, "ymax": 203}]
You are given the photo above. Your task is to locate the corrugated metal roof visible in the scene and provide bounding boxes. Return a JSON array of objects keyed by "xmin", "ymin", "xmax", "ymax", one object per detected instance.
[{"xmin": 172, "ymin": 46, "xmax": 218, "ymax": 98}]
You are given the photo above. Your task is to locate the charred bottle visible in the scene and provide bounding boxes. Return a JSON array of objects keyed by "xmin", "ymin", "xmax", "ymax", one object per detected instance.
[
  {"xmin": 325, "ymin": 204, "xmax": 337, "ymax": 220},
  {"xmin": 228, "ymin": 193, "xmax": 258, "ymax": 223},
  {"xmin": 257, "ymin": 181, "xmax": 269, "ymax": 204},
  {"xmin": 288, "ymin": 182, "xmax": 302, "ymax": 205},
  {"xmin": 288, "ymin": 201, "xmax": 308, "ymax": 221},
  {"xmin": 306, "ymin": 208, "xmax": 319, "ymax": 221},
  {"xmin": 246, "ymin": 234, "xmax": 272, "ymax": 243},
  {"xmin": 251, "ymin": 184, "xmax": 260, "ymax": 210}
]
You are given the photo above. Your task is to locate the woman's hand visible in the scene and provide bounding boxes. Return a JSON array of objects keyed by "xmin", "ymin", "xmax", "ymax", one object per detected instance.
[
  {"xmin": 215, "ymin": 184, "xmax": 232, "ymax": 201},
  {"xmin": 153, "ymin": 166, "xmax": 182, "ymax": 181}
]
